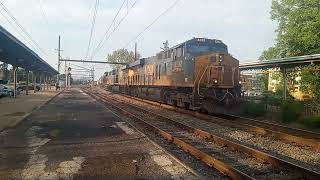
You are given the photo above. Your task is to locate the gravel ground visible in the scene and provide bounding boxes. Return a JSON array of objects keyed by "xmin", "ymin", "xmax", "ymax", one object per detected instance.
[
  {"xmin": 100, "ymin": 90, "xmax": 320, "ymax": 173},
  {"xmin": 97, "ymin": 97, "xmax": 225, "ymax": 179},
  {"xmin": 90, "ymin": 90, "xmax": 306, "ymax": 179}
]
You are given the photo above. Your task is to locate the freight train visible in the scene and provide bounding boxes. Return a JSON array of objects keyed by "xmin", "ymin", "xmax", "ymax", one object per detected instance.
[{"xmin": 103, "ymin": 38, "xmax": 241, "ymax": 112}]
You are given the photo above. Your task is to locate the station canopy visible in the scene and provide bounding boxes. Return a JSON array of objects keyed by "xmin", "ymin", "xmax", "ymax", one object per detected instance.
[
  {"xmin": 240, "ymin": 54, "xmax": 320, "ymax": 70},
  {"xmin": 0, "ymin": 25, "xmax": 58, "ymax": 75}
]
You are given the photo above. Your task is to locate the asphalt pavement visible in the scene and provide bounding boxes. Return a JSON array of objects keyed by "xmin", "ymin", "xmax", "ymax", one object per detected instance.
[{"xmin": 0, "ymin": 88, "xmax": 196, "ymax": 179}]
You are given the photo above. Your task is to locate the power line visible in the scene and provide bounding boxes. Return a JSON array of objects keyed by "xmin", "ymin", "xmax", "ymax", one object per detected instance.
[
  {"xmin": 89, "ymin": 0, "xmax": 138, "ymax": 60},
  {"xmin": 89, "ymin": 0, "xmax": 127, "ymax": 59},
  {"xmin": 123, "ymin": 0, "xmax": 180, "ymax": 48},
  {"xmin": 84, "ymin": 0, "xmax": 100, "ymax": 60},
  {"xmin": 38, "ymin": 0, "xmax": 49, "ymax": 26},
  {"xmin": 0, "ymin": 9, "xmax": 38, "ymax": 52},
  {"xmin": 0, "ymin": 1, "xmax": 48, "ymax": 57}
]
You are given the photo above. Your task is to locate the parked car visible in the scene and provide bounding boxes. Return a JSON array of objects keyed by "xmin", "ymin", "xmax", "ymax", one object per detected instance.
[
  {"xmin": 0, "ymin": 84, "xmax": 19, "ymax": 97},
  {"xmin": 17, "ymin": 82, "xmax": 40, "ymax": 91}
]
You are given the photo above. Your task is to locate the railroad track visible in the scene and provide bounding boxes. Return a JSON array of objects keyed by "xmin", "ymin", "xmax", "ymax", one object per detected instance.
[
  {"xmin": 83, "ymin": 88, "xmax": 320, "ymax": 180},
  {"xmin": 110, "ymin": 90, "xmax": 320, "ymax": 150}
]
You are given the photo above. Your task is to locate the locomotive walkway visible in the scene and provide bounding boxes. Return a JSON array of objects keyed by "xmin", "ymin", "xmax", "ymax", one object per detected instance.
[{"xmin": 0, "ymin": 88, "xmax": 195, "ymax": 179}]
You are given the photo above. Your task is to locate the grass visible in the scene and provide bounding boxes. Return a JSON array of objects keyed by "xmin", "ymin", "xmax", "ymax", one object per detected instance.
[
  {"xmin": 299, "ymin": 116, "xmax": 320, "ymax": 129},
  {"xmin": 241, "ymin": 101, "xmax": 266, "ymax": 117},
  {"xmin": 281, "ymin": 101, "xmax": 304, "ymax": 123}
]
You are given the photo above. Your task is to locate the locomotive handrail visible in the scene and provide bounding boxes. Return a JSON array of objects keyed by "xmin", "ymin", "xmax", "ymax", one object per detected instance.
[{"xmin": 196, "ymin": 65, "xmax": 224, "ymax": 96}]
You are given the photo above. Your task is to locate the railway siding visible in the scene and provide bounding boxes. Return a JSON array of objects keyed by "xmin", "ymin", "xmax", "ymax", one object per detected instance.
[
  {"xmin": 85, "ymin": 88, "xmax": 320, "ymax": 179},
  {"xmin": 99, "ymin": 89, "xmax": 320, "ymax": 173}
]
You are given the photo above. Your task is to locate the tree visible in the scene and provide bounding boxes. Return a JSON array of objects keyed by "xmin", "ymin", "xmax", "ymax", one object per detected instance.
[
  {"xmin": 300, "ymin": 66, "xmax": 320, "ymax": 98},
  {"xmin": 261, "ymin": 0, "xmax": 320, "ymax": 98},
  {"xmin": 161, "ymin": 40, "xmax": 169, "ymax": 51},
  {"xmin": 256, "ymin": 73, "xmax": 269, "ymax": 91},
  {"xmin": 259, "ymin": 46, "xmax": 282, "ymax": 60},
  {"xmin": 107, "ymin": 49, "xmax": 141, "ymax": 70},
  {"xmin": 261, "ymin": 0, "xmax": 320, "ymax": 59}
]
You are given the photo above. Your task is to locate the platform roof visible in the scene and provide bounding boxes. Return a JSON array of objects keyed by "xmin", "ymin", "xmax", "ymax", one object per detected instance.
[
  {"xmin": 240, "ymin": 54, "xmax": 320, "ymax": 70},
  {"xmin": 0, "ymin": 25, "xmax": 58, "ymax": 75}
]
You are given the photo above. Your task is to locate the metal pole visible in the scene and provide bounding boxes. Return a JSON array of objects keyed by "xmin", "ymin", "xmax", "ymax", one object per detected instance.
[
  {"xmin": 26, "ymin": 69, "xmax": 29, "ymax": 95},
  {"xmin": 45, "ymin": 76, "xmax": 47, "ymax": 90},
  {"xmin": 57, "ymin": 35, "xmax": 61, "ymax": 83},
  {"xmin": 282, "ymin": 68, "xmax": 287, "ymax": 101},
  {"xmin": 65, "ymin": 60, "xmax": 67, "ymax": 88},
  {"xmin": 13, "ymin": 66, "xmax": 17, "ymax": 98},
  {"xmin": 49, "ymin": 76, "xmax": 52, "ymax": 89},
  {"xmin": 33, "ymin": 72, "xmax": 36, "ymax": 93},
  {"xmin": 134, "ymin": 42, "xmax": 137, "ymax": 61},
  {"xmin": 39, "ymin": 74, "xmax": 42, "ymax": 91}
]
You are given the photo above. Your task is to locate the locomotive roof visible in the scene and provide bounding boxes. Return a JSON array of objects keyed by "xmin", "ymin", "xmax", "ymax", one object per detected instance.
[
  {"xmin": 170, "ymin": 38, "xmax": 227, "ymax": 49},
  {"xmin": 121, "ymin": 38, "xmax": 227, "ymax": 70}
]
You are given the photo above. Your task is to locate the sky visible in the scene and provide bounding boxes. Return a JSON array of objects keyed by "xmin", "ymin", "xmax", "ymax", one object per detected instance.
[{"xmin": 0, "ymin": 0, "xmax": 277, "ymax": 80}]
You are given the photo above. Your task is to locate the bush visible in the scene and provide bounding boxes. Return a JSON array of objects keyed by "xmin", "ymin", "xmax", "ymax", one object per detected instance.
[
  {"xmin": 281, "ymin": 101, "xmax": 304, "ymax": 123},
  {"xmin": 261, "ymin": 91, "xmax": 282, "ymax": 106},
  {"xmin": 299, "ymin": 116, "xmax": 320, "ymax": 129},
  {"xmin": 242, "ymin": 101, "xmax": 266, "ymax": 117}
]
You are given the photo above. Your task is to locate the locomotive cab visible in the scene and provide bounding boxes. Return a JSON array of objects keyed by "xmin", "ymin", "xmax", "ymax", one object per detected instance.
[{"xmin": 194, "ymin": 52, "xmax": 240, "ymax": 106}]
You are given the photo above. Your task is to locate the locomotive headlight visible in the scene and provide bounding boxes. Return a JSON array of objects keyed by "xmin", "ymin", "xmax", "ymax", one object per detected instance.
[
  {"xmin": 219, "ymin": 55, "xmax": 223, "ymax": 62},
  {"xmin": 239, "ymin": 81, "xmax": 242, "ymax": 84},
  {"xmin": 213, "ymin": 79, "xmax": 218, "ymax": 84}
]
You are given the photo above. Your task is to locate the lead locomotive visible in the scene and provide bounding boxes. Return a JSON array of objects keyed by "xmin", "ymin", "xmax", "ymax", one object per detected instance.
[{"xmin": 103, "ymin": 38, "xmax": 241, "ymax": 112}]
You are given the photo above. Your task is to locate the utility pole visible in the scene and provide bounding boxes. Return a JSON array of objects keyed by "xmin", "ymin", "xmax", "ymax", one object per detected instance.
[
  {"xmin": 65, "ymin": 59, "xmax": 67, "ymax": 88},
  {"xmin": 134, "ymin": 42, "xmax": 137, "ymax": 61},
  {"xmin": 92, "ymin": 66, "xmax": 95, "ymax": 86},
  {"xmin": 57, "ymin": 36, "xmax": 61, "ymax": 83}
]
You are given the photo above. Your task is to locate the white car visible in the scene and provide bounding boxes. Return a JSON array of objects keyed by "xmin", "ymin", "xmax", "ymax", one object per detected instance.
[{"xmin": 0, "ymin": 84, "xmax": 19, "ymax": 97}]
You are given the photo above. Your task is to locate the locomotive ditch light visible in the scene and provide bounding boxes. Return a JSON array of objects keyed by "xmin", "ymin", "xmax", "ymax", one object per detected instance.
[
  {"xmin": 219, "ymin": 55, "xmax": 224, "ymax": 62},
  {"xmin": 239, "ymin": 81, "xmax": 242, "ymax": 84},
  {"xmin": 213, "ymin": 79, "xmax": 218, "ymax": 84}
]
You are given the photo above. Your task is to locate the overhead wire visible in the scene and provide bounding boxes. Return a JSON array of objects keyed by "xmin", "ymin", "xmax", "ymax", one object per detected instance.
[
  {"xmin": 123, "ymin": 0, "xmax": 180, "ymax": 49},
  {"xmin": 88, "ymin": 0, "xmax": 127, "ymax": 60},
  {"xmin": 0, "ymin": 1, "xmax": 48, "ymax": 57},
  {"xmin": 89, "ymin": 0, "xmax": 138, "ymax": 60},
  {"xmin": 84, "ymin": 0, "xmax": 100, "ymax": 61},
  {"xmin": 38, "ymin": 0, "xmax": 49, "ymax": 26},
  {"xmin": 0, "ymin": 9, "xmax": 38, "ymax": 52}
]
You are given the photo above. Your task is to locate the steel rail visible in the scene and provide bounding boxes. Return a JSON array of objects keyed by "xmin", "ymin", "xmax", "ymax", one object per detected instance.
[
  {"xmin": 96, "ymin": 92, "xmax": 320, "ymax": 179},
  {"xmin": 112, "ymin": 91, "xmax": 320, "ymax": 150},
  {"xmin": 83, "ymin": 89, "xmax": 255, "ymax": 180}
]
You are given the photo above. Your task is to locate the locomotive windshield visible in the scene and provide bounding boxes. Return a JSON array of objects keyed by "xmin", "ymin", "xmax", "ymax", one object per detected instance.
[{"xmin": 186, "ymin": 39, "xmax": 228, "ymax": 55}]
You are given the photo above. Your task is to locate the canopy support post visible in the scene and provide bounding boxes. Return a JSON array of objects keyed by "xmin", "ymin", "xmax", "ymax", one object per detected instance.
[
  {"xmin": 26, "ymin": 69, "xmax": 29, "ymax": 95},
  {"xmin": 13, "ymin": 66, "xmax": 17, "ymax": 98}
]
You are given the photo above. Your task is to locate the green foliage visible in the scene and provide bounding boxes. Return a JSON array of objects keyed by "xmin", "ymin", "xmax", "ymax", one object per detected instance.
[
  {"xmin": 281, "ymin": 101, "xmax": 304, "ymax": 122},
  {"xmin": 299, "ymin": 116, "xmax": 320, "ymax": 128},
  {"xmin": 269, "ymin": 0, "xmax": 320, "ymax": 57},
  {"xmin": 262, "ymin": 91, "xmax": 283, "ymax": 106},
  {"xmin": 261, "ymin": 0, "xmax": 320, "ymax": 99},
  {"xmin": 107, "ymin": 49, "xmax": 141, "ymax": 70},
  {"xmin": 242, "ymin": 101, "xmax": 266, "ymax": 117},
  {"xmin": 300, "ymin": 66, "xmax": 320, "ymax": 98},
  {"xmin": 259, "ymin": 46, "xmax": 282, "ymax": 60},
  {"xmin": 256, "ymin": 73, "xmax": 269, "ymax": 91}
]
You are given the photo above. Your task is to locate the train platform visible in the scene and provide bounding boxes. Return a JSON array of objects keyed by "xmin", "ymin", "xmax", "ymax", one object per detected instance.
[
  {"xmin": 0, "ymin": 88, "xmax": 60, "ymax": 132},
  {"xmin": 0, "ymin": 88, "xmax": 196, "ymax": 179}
]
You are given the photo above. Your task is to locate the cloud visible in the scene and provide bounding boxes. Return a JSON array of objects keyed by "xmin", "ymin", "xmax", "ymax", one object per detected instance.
[{"xmin": 0, "ymin": 0, "xmax": 277, "ymax": 78}]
